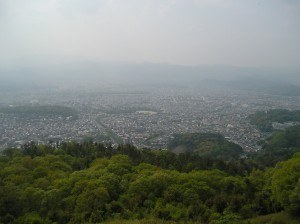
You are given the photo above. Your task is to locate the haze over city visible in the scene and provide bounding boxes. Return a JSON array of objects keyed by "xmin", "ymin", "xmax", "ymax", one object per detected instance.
[
  {"xmin": 1, "ymin": 1, "xmax": 300, "ymax": 223},
  {"xmin": 0, "ymin": 0, "xmax": 299, "ymax": 145}
]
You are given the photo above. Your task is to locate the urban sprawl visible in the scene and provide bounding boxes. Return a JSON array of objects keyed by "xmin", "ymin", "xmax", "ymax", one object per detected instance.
[{"xmin": 1, "ymin": 87, "xmax": 300, "ymax": 151}]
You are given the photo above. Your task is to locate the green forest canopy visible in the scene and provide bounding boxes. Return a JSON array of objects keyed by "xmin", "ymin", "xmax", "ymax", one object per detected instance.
[{"xmin": 1, "ymin": 126, "xmax": 300, "ymax": 224}]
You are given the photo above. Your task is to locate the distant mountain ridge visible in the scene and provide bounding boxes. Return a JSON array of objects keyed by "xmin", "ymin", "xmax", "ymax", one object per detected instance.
[
  {"xmin": 1, "ymin": 61, "xmax": 299, "ymax": 91},
  {"xmin": 200, "ymin": 78, "xmax": 300, "ymax": 96}
]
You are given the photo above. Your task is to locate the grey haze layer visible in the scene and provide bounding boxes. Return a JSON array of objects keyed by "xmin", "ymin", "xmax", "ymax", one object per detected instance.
[
  {"xmin": 0, "ymin": 62, "xmax": 300, "ymax": 97},
  {"xmin": 0, "ymin": 0, "xmax": 299, "ymax": 68}
]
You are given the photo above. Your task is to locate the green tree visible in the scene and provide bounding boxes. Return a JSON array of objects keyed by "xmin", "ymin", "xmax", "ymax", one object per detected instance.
[{"xmin": 271, "ymin": 153, "xmax": 300, "ymax": 216}]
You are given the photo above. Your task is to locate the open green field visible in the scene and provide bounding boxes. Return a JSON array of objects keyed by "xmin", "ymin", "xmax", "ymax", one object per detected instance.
[{"xmin": 0, "ymin": 105, "xmax": 78, "ymax": 119}]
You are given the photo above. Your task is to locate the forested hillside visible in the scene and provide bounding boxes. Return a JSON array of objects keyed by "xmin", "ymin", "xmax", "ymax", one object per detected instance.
[
  {"xmin": 168, "ymin": 133, "xmax": 243, "ymax": 160},
  {"xmin": 250, "ymin": 125, "xmax": 300, "ymax": 167},
  {"xmin": 248, "ymin": 109, "xmax": 300, "ymax": 132},
  {"xmin": 1, "ymin": 127, "xmax": 300, "ymax": 224}
]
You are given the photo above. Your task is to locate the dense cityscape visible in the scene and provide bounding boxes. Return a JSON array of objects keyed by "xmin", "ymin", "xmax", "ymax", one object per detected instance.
[{"xmin": 1, "ymin": 86, "xmax": 299, "ymax": 151}]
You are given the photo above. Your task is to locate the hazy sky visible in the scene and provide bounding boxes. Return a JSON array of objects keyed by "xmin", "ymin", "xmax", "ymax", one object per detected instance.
[{"xmin": 0, "ymin": 0, "xmax": 299, "ymax": 68}]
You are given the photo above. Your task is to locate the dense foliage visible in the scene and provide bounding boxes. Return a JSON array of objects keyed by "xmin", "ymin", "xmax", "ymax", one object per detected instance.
[
  {"xmin": 0, "ymin": 105, "xmax": 78, "ymax": 120},
  {"xmin": 1, "ymin": 135, "xmax": 300, "ymax": 223},
  {"xmin": 168, "ymin": 133, "xmax": 243, "ymax": 160},
  {"xmin": 248, "ymin": 109, "xmax": 300, "ymax": 132}
]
